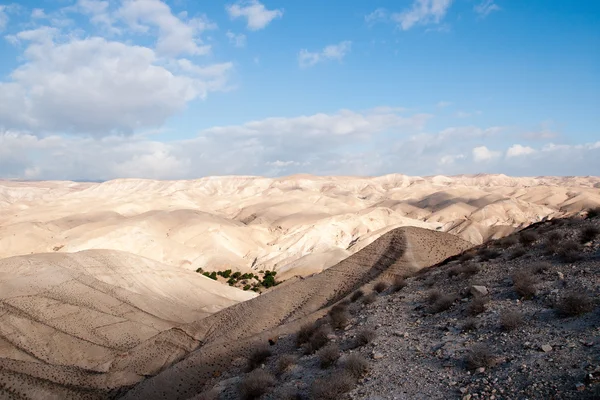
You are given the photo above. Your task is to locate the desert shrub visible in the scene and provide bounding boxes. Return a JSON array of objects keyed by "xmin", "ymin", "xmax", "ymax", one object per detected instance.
[
  {"xmin": 465, "ymin": 344, "xmax": 495, "ymax": 370},
  {"xmin": 519, "ymin": 231, "xmax": 538, "ymax": 246},
  {"xmin": 391, "ymin": 275, "xmax": 407, "ymax": 292},
  {"xmin": 362, "ymin": 293, "xmax": 377, "ymax": 305},
  {"xmin": 341, "ymin": 354, "xmax": 369, "ymax": 379},
  {"xmin": 587, "ymin": 207, "xmax": 600, "ymax": 219},
  {"xmin": 500, "ymin": 310, "xmax": 524, "ymax": 331},
  {"xmin": 461, "ymin": 263, "xmax": 480, "ymax": 277},
  {"xmin": 461, "ymin": 318, "xmax": 478, "ymax": 332},
  {"xmin": 328, "ymin": 304, "xmax": 350, "ymax": 329},
  {"xmin": 239, "ymin": 369, "xmax": 276, "ymax": 400},
  {"xmin": 302, "ymin": 324, "xmax": 331, "ymax": 354},
  {"xmin": 447, "ymin": 265, "xmax": 462, "ymax": 277},
  {"xmin": 459, "ymin": 252, "xmax": 475, "ymax": 262},
  {"xmin": 373, "ymin": 281, "xmax": 388, "ymax": 293},
  {"xmin": 531, "ymin": 261, "xmax": 552, "ymax": 274},
  {"xmin": 276, "ymin": 354, "xmax": 297, "ymax": 375},
  {"xmin": 467, "ymin": 297, "xmax": 488, "ymax": 316},
  {"xmin": 427, "ymin": 289, "xmax": 442, "ymax": 304},
  {"xmin": 312, "ymin": 371, "xmax": 355, "ymax": 400},
  {"xmin": 479, "ymin": 248, "xmax": 501, "ymax": 261},
  {"xmin": 557, "ymin": 240, "xmax": 583, "ymax": 262},
  {"xmin": 430, "ymin": 294, "xmax": 456, "ymax": 313},
  {"xmin": 317, "ymin": 344, "xmax": 340, "ymax": 369},
  {"xmin": 555, "ymin": 292, "xmax": 594, "ymax": 317},
  {"xmin": 509, "ymin": 246, "xmax": 527, "ymax": 260},
  {"xmin": 354, "ymin": 328, "xmax": 376, "ymax": 348},
  {"xmin": 295, "ymin": 322, "xmax": 318, "ymax": 347},
  {"xmin": 580, "ymin": 226, "xmax": 599, "ymax": 243},
  {"xmin": 247, "ymin": 346, "xmax": 272, "ymax": 371},
  {"xmin": 512, "ymin": 270, "xmax": 537, "ymax": 299},
  {"xmin": 499, "ymin": 235, "xmax": 518, "ymax": 247},
  {"xmin": 350, "ymin": 290, "xmax": 364, "ymax": 302}
]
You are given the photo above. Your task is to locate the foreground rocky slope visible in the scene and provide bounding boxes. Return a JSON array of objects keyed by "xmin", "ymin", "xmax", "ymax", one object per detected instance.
[{"xmin": 188, "ymin": 211, "xmax": 599, "ymax": 399}]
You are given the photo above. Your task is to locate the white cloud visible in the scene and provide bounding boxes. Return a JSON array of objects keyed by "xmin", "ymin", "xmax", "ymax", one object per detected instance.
[
  {"xmin": 117, "ymin": 0, "xmax": 215, "ymax": 56},
  {"xmin": 506, "ymin": 144, "xmax": 536, "ymax": 158},
  {"xmin": 226, "ymin": 0, "xmax": 283, "ymax": 31},
  {"xmin": 0, "ymin": 4, "xmax": 14, "ymax": 31},
  {"xmin": 365, "ymin": 8, "xmax": 388, "ymax": 24},
  {"xmin": 0, "ymin": 35, "xmax": 231, "ymax": 135},
  {"xmin": 226, "ymin": 30, "xmax": 247, "ymax": 47},
  {"xmin": 75, "ymin": 0, "xmax": 119, "ymax": 33},
  {"xmin": 31, "ymin": 8, "xmax": 47, "ymax": 19},
  {"xmin": 267, "ymin": 160, "xmax": 300, "ymax": 167},
  {"xmin": 439, "ymin": 154, "xmax": 465, "ymax": 166},
  {"xmin": 474, "ymin": 0, "xmax": 500, "ymax": 18},
  {"xmin": 298, "ymin": 41, "xmax": 352, "ymax": 68},
  {"xmin": 472, "ymin": 146, "xmax": 501, "ymax": 162},
  {"xmin": 436, "ymin": 100, "xmax": 452, "ymax": 108},
  {"xmin": 392, "ymin": 0, "xmax": 453, "ymax": 31}
]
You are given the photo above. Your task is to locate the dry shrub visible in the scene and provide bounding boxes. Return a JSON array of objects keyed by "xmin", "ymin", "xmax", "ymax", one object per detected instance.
[
  {"xmin": 239, "ymin": 369, "xmax": 276, "ymax": 400},
  {"xmin": 247, "ymin": 346, "xmax": 272, "ymax": 371},
  {"xmin": 317, "ymin": 344, "xmax": 340, "ymax": 369},
  {"xmin": 461, "ymin": 318, "xmax": 478, "ymax": 332},
  {"xmin": 354, "ymin": 328, "xmax": 376, "ymax": 347},
  {"xmin": 362, "ymin": 293, "xmax": 377, "ymax": 305},
  {"xmin": 519, "ymin": 231, "xmax": 538, "ymax": 246},
  {"xmin": 391, "ymin": 275, "xmax": 407, "ymax": 292},
  {"xmin": 302, "ymin": 324, "xmax": 331, "ymax": 355},
  {"xmin": 447, "ymin": 265, "xmax": 462, "ymax": 277},
  {"xmin": 465, "ymin": 344, "xmax": 495, "ymax": 370},
  {"xmin": 276, "ymin": 354, "xmax": 297, "ymax": 375},
  {"xmin": 555, "ymin": 292, "xmax": 594, "ymax": 317},
  {"xmin": 531, "ymin": 261, "xmax": 551, "ymax": 274},
  {"xmin": 587, "ymin": 207, "xmax": 600, "ymax": 219},
  {"xmin": 430, "ymin": 294, "xmax": 456, "ymax": 313},
  {"xmin": 459, "ymin": 252, "xmax": 475, "ymax": 262},
  {"xmin": 427, "ymin": 289, "xmax": 442, "ymax": 304},
  {"xmin": 312, "ymin": 371, "xmax": 355, "ymax": 400},
  {"xmin": 509, "ymin": 246, "xmax": 527, "ymax": 260},
  {"xmin": 373, "ymin": 281, "xmax": 388, "ymax": 293},
  {"xmin": 328, "ymin": 304, "xmax": 350, "ymax": 329},
  {"xmin": 580, "ymin": 226, "xmax": 599, "ymax": 243},
  {"xmin": 296, "ymin": 322, "xmax": 318, "ymax": 347},
  {"xmin": 500, "ymin": 310, "xmax": 524, "ymax": 331},
  {"xmin": 461, "ymin": 263, "xmax": 480, "ymax": 277},
  {"xmin": 512, "ymin": 270, "xmax": 537, "ymax": 299},
  {"xmin": 479, "ymin": 248, "xmax": 501, "ymax": 261},
  {"xmin": 350, "ymin": 290, "xmax": 364, "ymax": 302},
  {"xmin": 341, "ymin": 354, "xmax": 369, "ymax": 379},
  {"xmin": 467, "ymin": 297, "xmax": 488, "ymax": 316},
  {"xmin": 558, "ymin": 240, "xmax": 583, "ymax": 262}
]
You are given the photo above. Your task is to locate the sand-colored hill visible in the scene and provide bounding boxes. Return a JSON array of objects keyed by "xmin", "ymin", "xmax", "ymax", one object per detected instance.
[
  {"xmin": 0, "ymin": 226, "xmax": 471, "ymax": 398},
  {"xmin": 1, "ymin": 174, "xmax": 598, "ymax": 278}
]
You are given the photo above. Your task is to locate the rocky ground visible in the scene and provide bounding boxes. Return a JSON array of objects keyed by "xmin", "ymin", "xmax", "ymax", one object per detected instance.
[{"xmin": 194, "ymin": 212, "xmax": 600, "ymax": 400}]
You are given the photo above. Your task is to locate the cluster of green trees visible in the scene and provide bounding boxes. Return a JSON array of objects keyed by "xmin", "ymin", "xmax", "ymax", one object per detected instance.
[{"xmin": 195, "ymin": 267, "xmax": 279, "ymax": 291}]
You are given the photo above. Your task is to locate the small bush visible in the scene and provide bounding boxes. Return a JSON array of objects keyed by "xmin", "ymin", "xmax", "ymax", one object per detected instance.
[
  {"xmin": 350, "ymin": 290, "xmax": 364, "ymax": 302},
  {"xmin": 461, "ymin": 318, "xmax": 478, "ymax": 332},
  {"xmin": 430, "ymin": 294, "xmax": 456, "ymax": 313},
  {"xmin": 391, "ymin": 275, "xmax": 407, "ymax": 292},
  {"xmin": 479, "ymin": 248, "xmax": 501, "ymax": 261},
  {"xmin": 341, "ymin": 354, "xmax": 369, "ymax": 379},
  {"xmin": 447, "ymin": 265, "xmax": 462, "ymax": 277},
  {"xmin": 373, "ymin": 281, "xmax": 388, "ymax": 293},
  {"xmin": 328, "ymin": 304, "xmax": 350, "ymax": 329},
  {"xmin": 557, "ymin": 240, "xmax": 583, "ymax": 262},
  {"xmin": 239, "ymin": 369, "xmax": 276, "ymax": 400},
  {"xmin": 296, "ymin": 322, "xmax": 317, "ymax": 347},
  {"xmin": 499, "ymin": 235, "xmax": 518, "ymax": 247},
  {"xmin": 465, "ymin": 344, "xmax": 495, "ymax": 370},
  {"xmin": 580, "ymin": 226, "xmax": 599, "ymax": 243},
  {"xmin": 247, "ymin": 346, "xmax": 272, "ymax": 371},
  {"xmin": 362, "ymin": 293, "xmax": 377, "ymax": 305},
  {"xmin": 427, "ymin": 289, "xmax": 442, "ymax": 304},
  {"xmin": 531, "ymin": 261, "xmax": 551, "ymax": 274},
  {"xmin": 555, "ymin": 292, "xmax": 594, "ymax": 317},
  {"xmin": 354, "ymin": 328, "xmax": 376, "ymax": 347},
  {"xmin": 512, "ymin": 270, "xmax": 537, "ymax": 299},
  {"xmin": 519, "ymin": 231, "xmax": 538, "ymax": 246},
  {"xmin": 276, "ymin": 354, "xmax": 297, "ymax": 375},
  {"xmin": 317, "ymin": 344, "xmax": 340, "ymax": 369},
  {"xmin": 587, "ymin": 207, "xmax": 600, "ymax": 219},
  {"xmin": 459, "ymin": 252, "xmax": 475, "ymax": 262},
  {"xmin": 500, "ymin": 310, "xmax": 524, "ymax": 331},
  {"xmin": 467, "ymin": 297, "xmax": 488, "ymax": 316},
  {"xmin": 509, "ymin": 246, "xmax": 527, "ymax": 260},
  {"xmin": 461, "ymin": 263, "xmax": 480, "ymax": 277},
  {"xmin": 312, "ymin": 371, "xmax": 355, "ymax": 400},
  {"xmin": 302, "ymin": 324, "xmax": 331, "ymax": 354}
]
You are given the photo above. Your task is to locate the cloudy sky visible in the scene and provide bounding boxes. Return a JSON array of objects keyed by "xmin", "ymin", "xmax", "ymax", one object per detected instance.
[{"xmin": 0, "ymin": 0, "xmax": 598, "ymax": 180}]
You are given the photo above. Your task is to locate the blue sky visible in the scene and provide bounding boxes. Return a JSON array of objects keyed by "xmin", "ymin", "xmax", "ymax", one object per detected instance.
[{"xmin": 0, "ymin": 0, "xmax": 598, "ymax": 180}]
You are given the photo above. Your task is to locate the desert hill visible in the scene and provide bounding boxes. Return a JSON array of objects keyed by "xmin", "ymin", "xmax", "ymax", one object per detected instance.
[
  {"xmin": 0, "ymin": 226, "xmax": 471, "ymax": 398},
  {"xmin": 1, "ymin": 174, "xmax": 598, "ymax": 278}
]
